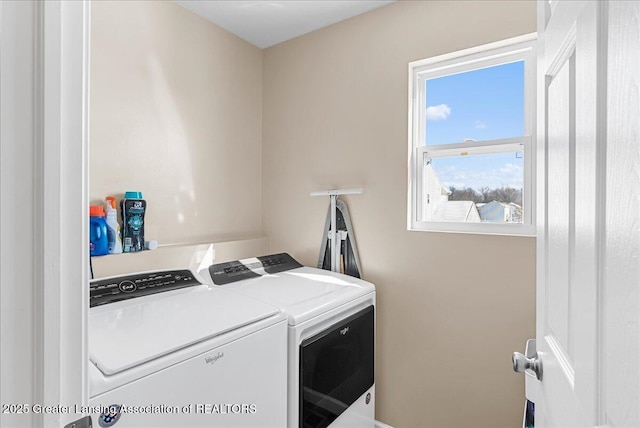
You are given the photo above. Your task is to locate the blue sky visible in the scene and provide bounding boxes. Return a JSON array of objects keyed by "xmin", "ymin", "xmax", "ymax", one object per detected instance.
[{"xmin": 425, "ymin": 61, "xmax": 524, "ymax": 190}]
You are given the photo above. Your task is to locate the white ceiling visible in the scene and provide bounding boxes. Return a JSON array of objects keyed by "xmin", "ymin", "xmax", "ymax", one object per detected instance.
[{"xmin": 175, "ymin": 1, "xmax": 396, "ymax": 49}]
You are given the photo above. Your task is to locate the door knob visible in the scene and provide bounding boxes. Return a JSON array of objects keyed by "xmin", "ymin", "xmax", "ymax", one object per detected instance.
[{"xmin": 513, "ymin": 339, "xmax": 542, "ymax": 380}]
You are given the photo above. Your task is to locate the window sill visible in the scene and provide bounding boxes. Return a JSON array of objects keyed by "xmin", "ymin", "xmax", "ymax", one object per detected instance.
[{"xmin": 409, "ymin": 221, "xmax": 536, "ymax": 237}]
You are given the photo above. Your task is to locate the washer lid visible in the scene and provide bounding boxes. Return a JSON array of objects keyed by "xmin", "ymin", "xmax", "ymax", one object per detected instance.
[
  {"xmin": 89, "ymin": 285, "xmax": 280, "ymax": 375},
  {"xmin": 205, "ymin": 267, "xmax": 375, "ymax": 325}
]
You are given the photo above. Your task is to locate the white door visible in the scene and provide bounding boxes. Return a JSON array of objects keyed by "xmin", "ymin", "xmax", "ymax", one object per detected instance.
[{"xmin": 520, "ymin": 0, "xmax": 640, "ymax": 426}]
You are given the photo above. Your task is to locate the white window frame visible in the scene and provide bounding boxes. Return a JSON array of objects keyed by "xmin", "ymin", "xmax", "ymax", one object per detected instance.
[{"xmin": 407, "ymin": 33, "xmax": 537, "ymax": 235}]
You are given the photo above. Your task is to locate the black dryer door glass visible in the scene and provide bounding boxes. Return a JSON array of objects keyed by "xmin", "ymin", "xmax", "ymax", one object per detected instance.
[{"xmin": 299, "ymin": 305, "xmax": 374, "ymax": 428}]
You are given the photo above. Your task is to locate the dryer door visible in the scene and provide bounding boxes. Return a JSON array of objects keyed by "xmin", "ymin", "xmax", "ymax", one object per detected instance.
[{"xmin": 299, "ymin": 305, "xmax": 374, "ymax": 428}]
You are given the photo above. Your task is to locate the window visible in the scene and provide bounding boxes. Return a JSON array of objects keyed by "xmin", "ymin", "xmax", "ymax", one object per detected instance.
[{"xmin": 408, "ymin": 34, "xmax": 536, "ymax": 235}]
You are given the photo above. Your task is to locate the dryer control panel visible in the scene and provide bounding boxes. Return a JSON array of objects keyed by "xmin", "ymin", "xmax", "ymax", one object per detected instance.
[
  {"xmin": 208, "ymin": 253, "xmax": 302, "ymax": 285},
  {"xmin": 90, "ymin": 269, "xmax": 200, "ymax": 307}
]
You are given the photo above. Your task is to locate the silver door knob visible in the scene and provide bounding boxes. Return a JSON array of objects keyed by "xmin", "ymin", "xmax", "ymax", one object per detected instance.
[{"xmin": 512, "ymin": 339, "xmax": 542, "ymax": 380}]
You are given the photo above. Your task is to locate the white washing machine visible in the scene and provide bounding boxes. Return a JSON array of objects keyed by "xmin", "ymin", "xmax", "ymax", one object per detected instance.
[
  {"xmin": 88, "ymin": 268, "xmax": 288, "ymax": 427},
  {"xmin": 198, "ymin": 253, "xmax": 376, "ymax": 428}
]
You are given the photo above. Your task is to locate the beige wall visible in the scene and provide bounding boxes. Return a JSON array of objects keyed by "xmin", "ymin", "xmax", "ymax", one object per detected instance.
[
  {"xmin": 90, "ymin": 1, "xmax": 263, "ymax": 245},
  {"xmin": 262, "ymin": 2, "xmax": 536, "ymax": 427}
]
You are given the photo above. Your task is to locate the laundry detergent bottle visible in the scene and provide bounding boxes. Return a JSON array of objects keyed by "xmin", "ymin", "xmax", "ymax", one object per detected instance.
[
  {"xmin": 89, "ymin": 205, "xmax": 109, "ymax": 256},
  {"xmin": 121, "ymin": 191, "xmax": 146, "ymax": 253},
  {"xmin": 104, "ymin": 196, "xmax": 123, "ymax": 254}
]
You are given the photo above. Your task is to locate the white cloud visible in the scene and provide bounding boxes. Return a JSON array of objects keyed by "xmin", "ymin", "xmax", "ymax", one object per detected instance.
[
  {"xmin": 500, "ymin": 163, "xmax": 522, "ymax": 174},
  {"xmin": 435, "ymin": 162, "xmax": 523, "ymax": 189},
  {"xmin": 426, "ymin": 104, "xmax": 451, "ymax": 121},
  {"xmin": 474, "ymin": 120, "xmax": 487, "ymax": 129}
]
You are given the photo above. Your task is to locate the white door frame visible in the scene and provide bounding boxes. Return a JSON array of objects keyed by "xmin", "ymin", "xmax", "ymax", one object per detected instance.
[
  {"xmin": 1, "ymin": 1, "xmax": 90, "ymax": 427},
  {"xmin": 41, "ymin": 1, "xmax": 91, "ymax": 426}
]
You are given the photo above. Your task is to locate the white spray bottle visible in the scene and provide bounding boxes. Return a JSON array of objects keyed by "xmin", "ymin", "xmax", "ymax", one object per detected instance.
[{"xmin": 105, "ymin": 196, "xmax": 123, "ymax": 254}]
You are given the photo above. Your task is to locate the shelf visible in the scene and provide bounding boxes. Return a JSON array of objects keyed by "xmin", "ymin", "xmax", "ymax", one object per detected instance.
[{"xmin": 91, "ymin": 237, "xmax": 270, "ymax": 279}]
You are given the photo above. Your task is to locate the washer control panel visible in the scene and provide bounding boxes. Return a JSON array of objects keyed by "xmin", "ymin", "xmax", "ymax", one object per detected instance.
[
  {"xmin": 208, "ymin": 253, "xmax": 302, "ymax": 285},
  {"xmin": 90, "ymin": 269, "xmax": 200, "ymax": 307}
]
